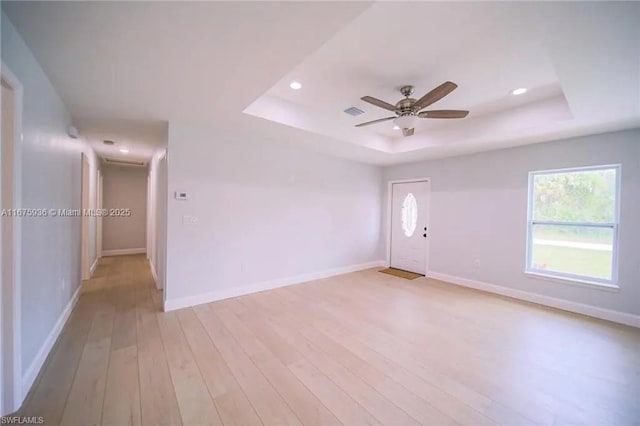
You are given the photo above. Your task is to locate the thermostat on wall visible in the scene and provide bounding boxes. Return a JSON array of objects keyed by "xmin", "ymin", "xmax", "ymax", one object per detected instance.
[{"xmin": 175, "ymin": 191, "xmax": 189, "ymax": 200}]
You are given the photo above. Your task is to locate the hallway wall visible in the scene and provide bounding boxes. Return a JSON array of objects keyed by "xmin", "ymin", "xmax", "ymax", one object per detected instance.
[
  {"xmin": 102, "ymin": 164, "xmax": 147, "ymax": 254},
  {"xmin": 1, "ymin": 12, "xmax": 99, "ymax": 405}
]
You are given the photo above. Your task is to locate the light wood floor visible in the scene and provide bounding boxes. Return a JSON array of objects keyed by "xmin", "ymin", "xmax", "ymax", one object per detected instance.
[{"xmin": 17, "ymin": 255, "xmax": 640, "ymax": 425}]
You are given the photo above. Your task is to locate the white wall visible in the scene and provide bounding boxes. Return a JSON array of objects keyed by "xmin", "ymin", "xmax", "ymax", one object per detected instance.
[
  {"xmin": 164, "ymin": 121, "xmax": 384, "ymax": 308},
  {"xmin": 102, "ymin": 164, "xmax": 147, "ymax": 253},
  {"xmin": 1, "ymin": 11, "xmax": 99, "ymax": 403},
  {"xmin": 383, "ymin": 129, "xmax": 640, "ymax": 317}
]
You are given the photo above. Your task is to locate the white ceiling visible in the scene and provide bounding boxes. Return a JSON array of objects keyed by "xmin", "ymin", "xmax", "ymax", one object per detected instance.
[
  {"xmin": 2, "ymin": 1, "xmax": 371, "ymax": 160},
  {"xmin": 247, "ymin": 1, "xmax": 640, "ymax": 160},
  {"xmin": 255, "ymin": 2, "xmax": 562, "ymax": 138},
  {"xmin": 3, "ymin": 1, "xmax": 639, "ymax": 165}
]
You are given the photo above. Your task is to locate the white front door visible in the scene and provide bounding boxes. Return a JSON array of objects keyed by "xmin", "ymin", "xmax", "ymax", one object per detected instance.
[{"xmin": 390, "ymin": 181, "xmax": 429, "ymax": 274}]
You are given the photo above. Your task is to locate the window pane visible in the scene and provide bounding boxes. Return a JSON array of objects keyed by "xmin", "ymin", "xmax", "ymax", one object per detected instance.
[
  {"xmin": 532, "ymin": 168, "xmax": 617, "ymax": 223},
  {"xmin": 530, "ymin": 224, "xmax": 613, "ymax": 280}
]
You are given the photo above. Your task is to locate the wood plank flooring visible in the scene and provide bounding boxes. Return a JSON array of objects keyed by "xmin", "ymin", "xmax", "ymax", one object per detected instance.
[{"xmin": 16, "ymin": 255, "xmax": 640, "ymax": 425}]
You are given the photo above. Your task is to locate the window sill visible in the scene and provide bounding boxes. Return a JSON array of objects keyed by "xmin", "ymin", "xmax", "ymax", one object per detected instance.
[{"xmin": 524, "ymin": 271, "xmax": 620, "ymax": 292}]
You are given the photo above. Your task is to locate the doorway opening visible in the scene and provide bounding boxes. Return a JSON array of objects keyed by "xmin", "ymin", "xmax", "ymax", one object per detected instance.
[
  {"xmin": 1, "ymin": 64, "xmax": 23, "ymax": 416},
  {"xmin": 387, "ymin": 179, "xmax": 430, "ymax": 276}
]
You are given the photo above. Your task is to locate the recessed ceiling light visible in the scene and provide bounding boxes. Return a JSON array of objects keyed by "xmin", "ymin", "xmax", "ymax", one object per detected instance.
[
  {"xmin": 511, "ymin": 88, "xmax": 527, "ymax": 95},
  {"xmin": 119, "ymin": 148, "xmax": 129, "ymax": 153},
  {"xmin": 393, "ymin": 125, "xmax": 401, "ymax": 130},
  {"xmin": 289, "ymin": 81, "xmax": 302, "ymax": 90}
]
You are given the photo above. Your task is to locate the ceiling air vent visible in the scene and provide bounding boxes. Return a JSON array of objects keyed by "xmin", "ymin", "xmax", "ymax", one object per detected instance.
[
  {"xmin": 103, "ymin": 157, "xmax": 147, "ymax": 167},
  {"xmin": 103, "ymin": 140, "xmax": 115, "ymax": 145},
  {"xmin": 343, "ymin": 106, "xmax": 365, "ymax": 116}
]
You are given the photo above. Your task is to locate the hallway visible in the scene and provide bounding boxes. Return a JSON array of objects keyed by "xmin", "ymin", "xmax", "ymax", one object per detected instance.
[{"xmin": 18, "ymin": 255, "xmax": 158, "ymax": 425}]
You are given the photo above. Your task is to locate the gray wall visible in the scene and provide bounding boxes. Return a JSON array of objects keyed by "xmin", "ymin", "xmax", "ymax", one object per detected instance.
[
  {"xmin": 102, "ymin": 164, "xmax": 147, "ymax": 252},
  {"xmin": 384, "ymin": 129, "xmax": 640, "ymax": 316}
]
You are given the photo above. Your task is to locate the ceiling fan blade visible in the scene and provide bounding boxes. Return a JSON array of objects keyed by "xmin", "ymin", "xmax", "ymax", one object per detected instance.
[
  {"xmin": 361, "ymin": 96, "xmax": 398, "ymax": 112},
  {"xmin": 413, "ymin": 81, "xmax": 458, "ymax": 110},
  {"xmin": 418, "ymin": 110, "xmax": 469, "ymax": 119},
  {"xmin": 402, "ymin": 128, "xmax": 415, "ymax": 137},
  {"xmin": 354, "ymin": 116, "xmax": 395, "ymax": 127}
]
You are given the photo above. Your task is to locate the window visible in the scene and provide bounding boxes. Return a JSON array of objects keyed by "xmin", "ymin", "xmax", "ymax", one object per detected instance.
[
  {"xmin": 401, "ymin": 193, "xmax": 418, "ymax": 237},
  {"xmin": 526, "ymin": 165, "xmax": 620, "ymax": 286}
]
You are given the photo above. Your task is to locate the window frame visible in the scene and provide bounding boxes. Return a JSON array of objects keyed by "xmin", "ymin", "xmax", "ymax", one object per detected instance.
[{"xmin": 525, "ymin": 164, "xmax": 621, "ymax": 288}]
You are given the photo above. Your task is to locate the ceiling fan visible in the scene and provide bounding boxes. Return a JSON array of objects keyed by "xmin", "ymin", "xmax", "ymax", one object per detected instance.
[{"xmin": 355, "ymin": 81, "xmax": 469, "ymax": 137}]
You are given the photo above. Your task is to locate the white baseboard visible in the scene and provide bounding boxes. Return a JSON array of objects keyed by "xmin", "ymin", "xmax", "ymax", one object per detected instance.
[
  {"xmin": 428, "ymin": 271, "xmax": 640, "ymax": 328},
  {"xmin": 21, "ymin": 284, "xmax": 81, "ymax": 401},
  {"xmin": 164, "ymin": 260, "xmax": 386, "ymax": 312},
  {"xmin": 90, "ymin": 257, "xmax": 98, "ymax": 276},
  {"xmin": 102, "ymin": 248, "xmax": 146, "ymax": 256},
  {"xmin": 149, "ymin": 260, "xmax": 160, "ymax": 290}
]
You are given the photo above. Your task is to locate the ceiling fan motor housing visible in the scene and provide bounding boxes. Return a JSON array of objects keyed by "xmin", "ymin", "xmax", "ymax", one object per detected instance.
[{"xmin": 396, "ymin": 98, "xmax": 417, "ymax": 115}]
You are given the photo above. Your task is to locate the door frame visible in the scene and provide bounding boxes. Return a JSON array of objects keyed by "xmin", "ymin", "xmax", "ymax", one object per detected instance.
[
  {"xmin": 97, "ymin": 170, "xmax": 103, "ymax": 259},
  {"xmin": 158, "ymin": 151, "xmax": 167, "ymax": 295},
  {"xmin": 146, "ymin": 174, "xmax": 151, "ymax": 261},
  {"xmin": 80, "ymin": 153, "xmax": 90, "ymax": 280},
  {"xmin": 386, "ymin": 178, "xmax": 431, "ymax": 276},
  {"xmin": 1, "ymin": 62, "xmax": 24, "ymax": 415}
]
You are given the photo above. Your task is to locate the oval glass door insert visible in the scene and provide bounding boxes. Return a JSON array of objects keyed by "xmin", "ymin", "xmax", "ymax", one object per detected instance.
[{"xmin": 402, "ymin": 193, "xmax": 418, "ymax": 237}]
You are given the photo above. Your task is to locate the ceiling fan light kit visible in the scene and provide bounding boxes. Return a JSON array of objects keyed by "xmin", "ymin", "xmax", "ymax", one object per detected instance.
[
  {"xmin": 355, "ymin": 81, "xmax": 469, "ymax": 137},
  {"xmin": 394, "ymin": 115, "xmax": 418, "ymax": 129}
]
